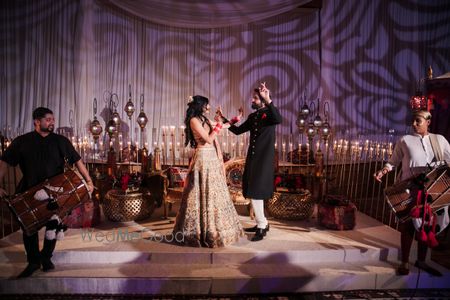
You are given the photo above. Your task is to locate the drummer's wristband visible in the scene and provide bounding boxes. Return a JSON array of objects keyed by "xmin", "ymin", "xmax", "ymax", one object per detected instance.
[{"xmin": 381, "ymin": 167, "xmax": 388, "ymax": 175}]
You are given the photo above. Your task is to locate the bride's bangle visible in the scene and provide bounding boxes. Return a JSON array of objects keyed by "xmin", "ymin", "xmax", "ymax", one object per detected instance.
[{"xmin": 213, "ymin": 123, "xmax": 222, "ymax": 133}]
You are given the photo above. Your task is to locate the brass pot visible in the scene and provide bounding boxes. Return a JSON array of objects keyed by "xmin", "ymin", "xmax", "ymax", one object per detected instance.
[
  {"xmin": 267, "ymin": 190, "xmax": 313, "ymax": 220},
  {"xmin": 103, "ymin": 188, "xmax": 155, "ymax": 222}
]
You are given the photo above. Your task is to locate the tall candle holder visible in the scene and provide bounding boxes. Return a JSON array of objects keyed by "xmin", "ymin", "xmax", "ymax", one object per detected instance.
[
  {"xmin": 162, "ymin": 126, "xmax": 167, "ymax": 166},
  {"xmin": 180, "ymin": 125, "xmax": 185, "ymax": 165},
  {"xmin": 136, "ymin": 94, "xmax": 149, "ymax": 168},
  {"xmin": 170, "ymin": 126, "xmax": 176, "ymax": 165}
]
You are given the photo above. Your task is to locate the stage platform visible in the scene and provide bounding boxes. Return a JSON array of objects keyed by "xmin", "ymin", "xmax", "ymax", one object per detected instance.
[{"xmin": 0, "ymin": 208, "xmax": 449, "ymax": 295}]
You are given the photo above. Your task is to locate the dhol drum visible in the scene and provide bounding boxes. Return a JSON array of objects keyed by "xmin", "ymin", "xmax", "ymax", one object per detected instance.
[
  {"xmin": 385, "ymin": 165, "xmax": 450, "ymax": 222},
  {"xmin": 5, "ymin": 169, "xmax": 90, "ymax": 236}
]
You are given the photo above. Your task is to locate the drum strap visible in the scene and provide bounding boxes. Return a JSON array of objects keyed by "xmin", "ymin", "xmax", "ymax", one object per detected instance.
[{"xmin": 429, "ymin": 133, "xmax": 443, "ymax": 162}]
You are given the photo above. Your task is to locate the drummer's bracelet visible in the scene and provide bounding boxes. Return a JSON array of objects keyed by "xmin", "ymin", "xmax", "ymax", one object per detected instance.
[{"xmin": 381, "ymin": 168, "xmax": 389, "ymax": 175}]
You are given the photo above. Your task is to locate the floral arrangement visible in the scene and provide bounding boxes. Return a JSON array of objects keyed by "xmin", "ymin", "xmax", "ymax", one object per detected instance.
[
  {"xmin": 274, "ymin": 173, "xmax": 306, "ymax": 193},
  {"xmin": 112, "ymin": 171, "xmax": 143, "ymax": 193}
]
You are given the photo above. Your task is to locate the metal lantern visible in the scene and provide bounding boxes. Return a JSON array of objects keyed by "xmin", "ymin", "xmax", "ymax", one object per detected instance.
[
  {"xmin": 410, "ymin": 79, "xmax": 428, "ymax": 111},
  {"xmin": 137, "ymin": 111, "xmax": 148, "ymax": 129},
  {"xmin": 124, "ymin": 100, "xmax": 135, "ymax": 119},
  {"xmin": 313, "ymin": 114, "xmax": 323, "ymax": 128},
  {"xmin": 321, "ymin": 121, "xmax": 331, "ymax": 141},
  {"xmin": 300, "ymin": 90, "xmax": 310, "ymax": 117},
  {"xmin": 410, "ymin": 95, "xmax": 427, "ymax": 111},
  {"xmin": 300, "ymin": 103, "xmax": 310, "ymax": 117},
  {"xmin": 136, "ymin": 94, "xmax": 148, "ymax": 130},
  {"xmin": 124, "ymin": 86, "xmax": 135, "ymax": 120},
  {"xmin": 112, "ymin": 109, "xmax": 121, "ymax": 127},
  {"xmin": 321, "ymin": 101, "xmax": 331, "ymax": 141},
  {"xmin": 90, "ymin": 119, "xmax": 103, "ymax": 140},
  {"xmin": 89, "ymin": 98, "xmax": 103, "ymax": 141},
  {"xmin": 313, "ymin": 98, "xmax": 323, "ymax": 131},
  {"xmin": 106, "ymin": 119, "xmax": 117, "ymax": 138},
  {"xmin": 296, "ymin": 114, "xmax": 306, "ymax": 133},
  {"xmin": 306, "ymin": 122, "xmax": 315, "ymax": 139}
]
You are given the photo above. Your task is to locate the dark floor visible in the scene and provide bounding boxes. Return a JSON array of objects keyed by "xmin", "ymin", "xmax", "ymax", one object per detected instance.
[
  {"xmin": 431, "ymin": 229, "xmax": 450, "ymax": 270},
  {"xmin": 2, "ymin": 289, "xmax": 450, "ymax": 300}
]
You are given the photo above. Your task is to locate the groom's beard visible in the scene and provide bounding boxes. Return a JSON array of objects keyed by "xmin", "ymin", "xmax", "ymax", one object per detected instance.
[{"xmin": 251, "ymin": 103, "xmax": 263, "ymax": 110}]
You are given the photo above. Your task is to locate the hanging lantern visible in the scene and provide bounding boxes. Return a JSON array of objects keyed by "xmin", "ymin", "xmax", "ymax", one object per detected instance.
[
  {"xmin": 313, "ymin": 114, "xmax": 323, "ymax": 128},
  {"xmin": 106, "ymin": 119, "xmax": 117, "ymax": 138},
  {"xmin": 321, "ymin": 121, "xmax": 331, "ymax": 141},
  {"xmin": 296, "ymin": 114, "xmax": 306, "ymax": 133},
  {"xmin": 111, "ymin": 109, "xmax": 120, "ymax": 127},
  {"xmin": 90, "ymin": 119, "xmax": 103, "ymax": 141},
  {"xmin": 300, "ymin": 103, "xmax": 310, "ymax": 117},
  {"xmin": 136, "ymin": 94, "xmax": 148, "ymax": 130},
  {"xmin": 137, "ymin": 111, "xmax": 148, "ymax": 129},
  {"xmin": 124, "ymin": 100, "xmax": 135, "ymax": 119},
  {"xmin": 306, "ymin": 122, "xmax": 315, "ymax": 139},
  {"xmin": 321, "ymin": 101, "xmax": 331, "ymax": 142},
  {"xmin": 410, "ymin": 95, "xmax": 427, "ymax": 111},
  {"xmin": 124, "ymin": 85, "xmax": 135, "ymax": 120},
  {"xmin": 313, "ymin": 97, "xmax": 323, "ymax": 131},
  {"xmin": 89, "ymin": 98, "xmax": 103, "ymax": 141},
  {"xmin": 410, "ymin": 79, "xmax": 428, "ymax": 111}
]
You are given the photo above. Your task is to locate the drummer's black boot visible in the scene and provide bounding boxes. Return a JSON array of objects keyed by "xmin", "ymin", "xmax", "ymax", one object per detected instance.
[
  {"xmin": 41, "ymin": 238, "xmax": 56, "ymax": 272},
  {"xmin": 18, "ymin": 233, "xmax": 41, "ymax": 278}
]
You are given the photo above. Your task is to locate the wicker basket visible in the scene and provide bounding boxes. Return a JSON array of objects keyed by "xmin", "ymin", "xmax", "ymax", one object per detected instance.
[
  {"xmin": 103, "ymin": 188, "xmax": 155, "ymax": 222},
  {"xmin": 267, "ymin": 190, "xmax": 313, "ymax": 220}
]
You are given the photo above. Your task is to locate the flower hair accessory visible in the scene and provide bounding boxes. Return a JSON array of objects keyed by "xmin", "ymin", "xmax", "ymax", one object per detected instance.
[{"xmin": 187, "ymin": 95, "xmax": 194, "ymax": 104}]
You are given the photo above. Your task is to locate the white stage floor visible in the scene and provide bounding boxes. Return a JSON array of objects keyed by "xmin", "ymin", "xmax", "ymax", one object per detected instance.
[{"xmin": 0, "ymin": 209, "xmax": 449, "ymax": 295}]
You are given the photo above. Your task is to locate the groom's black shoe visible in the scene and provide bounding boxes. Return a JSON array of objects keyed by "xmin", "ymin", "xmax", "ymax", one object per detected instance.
[
  {"xmin": 251, "ymin": 228, "xmax": 266, "ymax": 241},
  {"xmin": 244, "ymin": 224, "xmax": 269, "ymax": 233}
]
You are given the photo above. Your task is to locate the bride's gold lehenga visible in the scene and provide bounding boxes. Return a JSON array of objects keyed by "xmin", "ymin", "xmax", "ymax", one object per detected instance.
[{"xmin": 173, "ymin": 142, "xmax": 244, "ymax": 248}]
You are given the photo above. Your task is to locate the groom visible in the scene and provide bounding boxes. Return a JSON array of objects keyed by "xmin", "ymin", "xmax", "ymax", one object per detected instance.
[{"xmin": 226, "ymin": 82, "xmax": 282, "ymax": 241}]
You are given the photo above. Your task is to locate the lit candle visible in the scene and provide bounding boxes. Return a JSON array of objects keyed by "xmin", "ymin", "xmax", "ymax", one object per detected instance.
[
  {"xmin": 161, "ymin": 142, "xmax": 165, "ymax": 165},
  {"xmin": 136, "ymin": 141, "xmax": 139, "ymax": 163},
  {"xmin": 119, "ymin": 141, "xmax": 123, "ymax": 162}
]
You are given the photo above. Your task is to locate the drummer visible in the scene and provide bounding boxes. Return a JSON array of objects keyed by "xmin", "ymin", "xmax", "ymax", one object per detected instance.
[
  {"xmin": 0, "ymin": 107, "xmax": 94, "ymax": 278},
  {"xmin": 374, "ymin": 109, "xmax": 450, "ymax": 276}
]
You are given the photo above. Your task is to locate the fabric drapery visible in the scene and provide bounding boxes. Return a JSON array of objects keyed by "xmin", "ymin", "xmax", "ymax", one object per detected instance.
[
  {"xmin": 106, "ymin": 0, "xmax": 308, "ymax": 29},
  {"xmin": 1, "ymin": 0, "xmax": 450, "ymax": 143}
]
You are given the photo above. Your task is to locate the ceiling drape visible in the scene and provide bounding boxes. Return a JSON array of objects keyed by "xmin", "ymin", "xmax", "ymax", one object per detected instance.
[
  {"xmin": 1, "ymin": 0, "xmax": 450, "ymax": 148},
  {"xmin": 106, "ymin": 0, "xmax": 309, "ymax": 29}
]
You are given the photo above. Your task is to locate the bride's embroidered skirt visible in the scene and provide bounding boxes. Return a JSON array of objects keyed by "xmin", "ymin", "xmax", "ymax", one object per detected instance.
[{"xmin": 173, "ymin": 147, "xmax": 243, "ymax": 247}]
